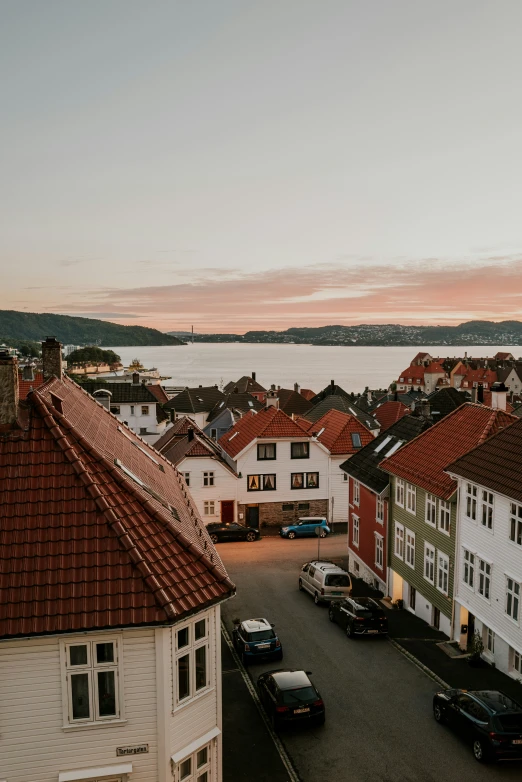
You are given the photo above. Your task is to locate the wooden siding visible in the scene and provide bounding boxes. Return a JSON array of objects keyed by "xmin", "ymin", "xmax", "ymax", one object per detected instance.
[{"xmin": 177, "ymin": 455, "xmax": 238, "ymax": 524}]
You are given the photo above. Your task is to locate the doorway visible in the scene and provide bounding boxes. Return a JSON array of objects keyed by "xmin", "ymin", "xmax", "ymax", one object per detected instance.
[
  {"xmin": 221, "ymin": 500, "xmax": 234, "ymax": 524},
  {"xmin": 246, "ymin": 505, "xmax": 259, "ymax": 529},
  {"xmin": 409, "ymin": 585, "xmax": 416, "ymax": 611},
  {"xmin": 433, "ymin": 606, "xmax": 440, "ymax": 630},
  {"xmin": 467, "ymin": 612, "xmax": 475, "ymax": 648}
]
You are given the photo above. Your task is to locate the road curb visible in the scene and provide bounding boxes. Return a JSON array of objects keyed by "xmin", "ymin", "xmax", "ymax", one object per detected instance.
[
  {"xmin": 221, "ymin": 621, "xmax": 301, "ymax": 782},
  {"xmin": 387, "ymin": 637, "xmax": 450, "ymax": 689}
]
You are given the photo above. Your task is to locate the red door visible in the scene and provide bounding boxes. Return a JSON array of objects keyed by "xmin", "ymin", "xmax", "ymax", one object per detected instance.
[{"xmin": 221, "ymin": 500, "xmax": 234, "ymax": 524}]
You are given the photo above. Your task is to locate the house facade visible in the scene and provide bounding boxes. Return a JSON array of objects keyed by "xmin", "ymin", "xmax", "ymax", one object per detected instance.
[
  {"xmin": 0, "ymin": 344, "xmax": 234, "ymax": 782},
  {"xmin": 81, "ymin": 380, "xmax": 168, "ymax": 444},
  {"xmin": 447, "ymin": 418, "xmax": 522, "ymax": 680}
]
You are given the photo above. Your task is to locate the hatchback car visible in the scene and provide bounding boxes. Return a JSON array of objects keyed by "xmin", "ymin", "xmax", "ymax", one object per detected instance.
[
  {"xmin": 433, "ymin": 689, "xmax": 522, "ymax": 763},
  {"xmin": 206, "ymin": 522, "xmax": 259, "ymax": 543},
  {"xmin": 232, "ymin": 618, "xmax": 283, "ymax": 665},
  {"xmin": 258, "ymin": 669, "xmax": 325, "ymax": 729},
  {"xmin": 280, "ymin": 517, "xmax": 330, "ymax": 539},
  {"xmin": 328, "ymin": 597, "xmax": 388, "ymax": 637}
]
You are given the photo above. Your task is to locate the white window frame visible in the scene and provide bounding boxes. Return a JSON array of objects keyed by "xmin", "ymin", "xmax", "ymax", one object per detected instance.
[
  {"xmin": 463, "ymin": 549, "xmax": 475, "ymax": 589},
  {"xmin": 376, "ymin": 497, "xmax": 384, "ymax": 525},
  {"xmin": 483, "ymin": 625, "xmax": 495, "ymax": 657},
  {"xmin": 511, "ymin": 647, "xmax": 522, "ymax": 676},
  {"xmin": 343, "ymin": 472, "xmax": 349, "ymax": 482},
  {"xmin": 61, "ymin": 636, "xmax": 123, "ymax": 728},
  {"xmin": 174, "ymin": 614, "xmax": 212, "ymax": 709},
  {"xmin": 438, "ymin": 499, "xmax": 451, "ymax": 535},
  {"xmin": 425, "ymin": 493, "xmax": 437, "ymax": 527},
  {"xmin": 182, "ymin": 472, "xmax": 190, "ymax": 487},
  {"xmin": 506, "ymin": 577, "xmax": 520, "ymax": 623},
  {"xmin": 480, "ymin": 490, "xmax": 494, "ymax": 530},
  {"xmin": 394, "ymin": 522, "xmax": 404, "ymax": 560},
  {"xmin": 176, "ymin": 740, "xmax": 212, "ymax": 782},
  {"xmin": 395, "ymin": 478, "xmax": 405, "ymax": 508},
  {"xmin": 203, "ymin": 471, "xmax": 215, "ymax": 487},
  {"xmin": 405, "ymin": 529, "xmax": 415, "ymax": 568},
  {"xmin": 465, "ymin": 483, "xmax": 478, "ymax": 521},
  {"xmin": 352, "ymin": 480, "xmax": 360, "ymax": 506},
  {"xmin": 375, "ymin": 533, "xmax": 383, "ymax": 570},
  {"xmin": 203, "ymin": 501, "xmax": 216, "ymax": 516},
  {"xmin": 406, "ymin": 483, "xmax": 416, "ymax": 515},
  {"xmin": 478, "ymin": 559, "xmax": 492, "ymax": 601},
  {"xmin": 424, "ymin": 542, "xmax": 435, "ymax": 584},
  {"xmin": 352, "ymin": 514, "xmax": 360, "ymax": 548},
  {"xmin": 437, "ymin": 552, "xmax": 449, "ymax": 595},
  {"xmin": 509, "ymin": 502, "xmax": 522, "ymax": 547}
]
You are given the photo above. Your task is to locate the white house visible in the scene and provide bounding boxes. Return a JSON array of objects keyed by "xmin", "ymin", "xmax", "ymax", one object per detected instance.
[
  {"xmin": 164, "ymin": 387, "xmax": 226, "ymax": 430},
  {"xmin": 155, "ymin": 417, "xmax": 239, "ymax": 526},
  {"xmin": 447, "ymin": 417, "xmax": 522, "ymax": 681},
  {"xmin": 0, "ymin": 345, "xmax": 235, "ymax": 782}
]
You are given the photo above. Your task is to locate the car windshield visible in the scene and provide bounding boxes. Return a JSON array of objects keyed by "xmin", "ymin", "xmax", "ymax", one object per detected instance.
[
  {"xmin": 497, "ymin": 714, "xmax": 522, "ymax": 731},
  {"xmin": 281, "ymin": 686, "xmax": 317, "ymax": 705},
  {"xmin": 247, "ymin": 630, "xmax": 275, "ymax": 642},
  {"xmin": 325, "ymin": 574, "xmax": 350, "ymax": 587}
]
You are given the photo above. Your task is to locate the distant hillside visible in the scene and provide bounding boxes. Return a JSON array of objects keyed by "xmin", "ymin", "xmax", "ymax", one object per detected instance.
[
  {"xmin": 0, "ymin": 310, "xmax": 185, "ymax": 347},
  {"xmin": 189, "ymin": 321, "xmax": 522, "ymax": 347}
]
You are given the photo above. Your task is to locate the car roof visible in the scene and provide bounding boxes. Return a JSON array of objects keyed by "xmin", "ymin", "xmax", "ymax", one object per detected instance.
[
  {"xmin": 308, "ymin": 560, "xmax": 348, "ymax": 574},
  {"xmin": 298, "ymin": 517, "xmax": 327, "ymax": 522},
  {"xmin": 241, "ymin": 618, "xmax": 272, "ymax": 633},
  {"xmin": 268, "ymin": 670, "xmax": 312, "ymax": 689},
  {"xmin": 349, "ymin": 597, "xmax": 380, "ymax": 609},
  {"xmin": 467, "ymin": 690, "xmax": 522, "ymax": 713}
]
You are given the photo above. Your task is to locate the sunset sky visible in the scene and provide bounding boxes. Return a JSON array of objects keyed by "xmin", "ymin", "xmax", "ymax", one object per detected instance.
[{"xmin": 2, "ymin": 1, "xmax": 522, "ymax": 333}]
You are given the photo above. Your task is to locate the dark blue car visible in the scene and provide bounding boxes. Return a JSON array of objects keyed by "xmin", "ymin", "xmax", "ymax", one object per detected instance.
[
  {"xmin": 280, "ymin": 517, "xmax": 330, "ymax": 539},
  {"xmin": 232, "ymin": 618, "xmax": 283, "ymax": 665}
]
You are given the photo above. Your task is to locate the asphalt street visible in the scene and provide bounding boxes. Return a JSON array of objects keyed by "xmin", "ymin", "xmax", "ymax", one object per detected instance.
[{"xmin": 219, "ymin": 535, "xmax": 522, "ymax": 782}]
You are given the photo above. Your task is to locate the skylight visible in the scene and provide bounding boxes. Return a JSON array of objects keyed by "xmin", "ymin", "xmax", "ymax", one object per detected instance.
[
  {"xmin": 132, "ymin": 441, "xmax": 159, "ymax": 464},
  {"xmin": 349, "ymin": 407, "xmax": 358, "ymax": 416},
  {"xmin": 114, "ymin": 458, "xmax": 179, "ymax": 519},
  {"xmin": 385, "ymin": 440, "xmax": 404, "ymax": 457},
  {"xmin": 229, "ymin": 431, "xmax": 239, "ymax": 441},
  {"xmin": 374, "ymin": 436, "xmax": 393, "ymax": 453},
  {"xmin": 351, "ymin": 432, "xmax": 362, "ymax": 448},
  {"xmin": 317, "ymin": 427, "xmax": 325, "ymax": 437},
  {"xmin": 248, "ymin": 401, "xmax": 254, "ymax": 407}
]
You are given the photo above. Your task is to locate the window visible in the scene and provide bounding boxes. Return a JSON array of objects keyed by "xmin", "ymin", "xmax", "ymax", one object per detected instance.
[
  {"xmin": 343, "ymin": 472, "xmax": 349, "ymax": 482},
  {"xmin": 483, "ymin": 625, "xmax": 495, "ymax": 655},
  {"xmin": 291, "ymin": 472, "xmax": 319, "ymax": 489},
  {"xmin": 247, "ymin": 474, "xmax": 275, "ymax": 491},
  {"xmin": 481, "ymin": 491, "xmax": 494, "ymax": 530},
  {"xmin": 395, "ymin": 478, "xmax": 405, "ymax": 508},
  {"xmin": 478, "ymin": 559, "xmax": 491, "ymax": 600},
  {"xmin": 141, "ymin": 405, "xmax": 149, "ymax": 415},
  {"xmin": 175, "ymin": 616, "xmax": 210, "ymax": 707},
  {"xmin": 465, "ymin": 483, "xmax": 477, "ymax": 520},
  {"xmin": 351, "ymin": 432, "xmax": 362, "ymax": 449},
  {"xmin": 506, "ymin": 577, "xmax": 520, "ymax": 621},
  {"xmin": 405, "ymin": 529, "xmax": 415, "ymax": 568},
  {"xmin": 177, "ymin": 742, "xmax": 212, "ymax": 782},
  {"xmin": 291, "ymin": 442, "xmax": 309, "ymax": 459},
  {"xmin": 463, "ymin": 549, "xmax": 475, "ymax": 588},
  {"xmin": 510, "ymin": 503, "xmax": 522, "ymax": 546},
  {"xmin": 110, "ymin": 406, "xmax": 120, "ymax": 415},
  {"xmin": 375, "ymin": 534, "xmax": 383, "ymax": 569},
  {"xmin": 291, "ymin": 473, "xmax": 304, "ymax": 489},
  {"xmin": 425, "ymin": 493, "xmax": 437, "ymax": 526},
  {"xmin": 130, "ymin": 405, "xmax": 135, "ymax": 415},
  {"xmin": 262, "ymin": 474, "xmax": 276, "ymax": 490},
  {"xmin": 437, "ymin": 553, "xmax": 449, "ymax": 595},
  {"xmin": 306, "ymin": 472, "xmax": 319, "ymax": 488},
  {"xmin": 511, "ymin": 647, "xmax": 522, "ymax": 675},
  {"xmin": 139, "ymin": 427, "xmax": 147, "ymax": 435},
  {"xmin": 438, "ymin": 500, "xmax": 451, "ymax": 535},
  {"xmin": 424, "ymin": 543, "xmax": 435, "ymax": 584},
  {"xmin": 394, "ymin": 523, "xmax": 404, "ymax": 560},
  {"xmin": 376, "ymin": 497, "xmax": 384, "ymax": 525},
  {"xmin": 247, "ymin": 474, "xmax": 260, "ymax": 491},
  {"xmin": 282, "ymin": 503, "xmax": 294, "ymax": 511},
  {"xmin": 298, "ymin": 502, "xmax": 309, "ymax": 510},
  {"xmin": 203, "ymin": 472, "xmax": 215, "ymax": 487},
  {"xmin": 352, "ymin": 480, "xmax": 360, "ymax": 506},
  {"xmin": 352, "ymin": 515, "xmax": 359, "ymax": 548},
  {"xmin": 63, "ymin": 638, "xmax": 120, "ymax": 724},
  {"xmin": 258, "ymin": 443, "xmax": 276, "ymax": 460},
  {"xmin": 182, "ymin": 472, "xmax": 190, "ymax": 487},
  {"xmin": 210, "ymin": 428, "xmax": 217, "ymax": 440},
  {"xmin": 203, "ymin": 501, "xmax": 215, "ymax": 516},
  {"xmin": 406, "ymin": 483, "xmax": 416, "ymax": 515}
]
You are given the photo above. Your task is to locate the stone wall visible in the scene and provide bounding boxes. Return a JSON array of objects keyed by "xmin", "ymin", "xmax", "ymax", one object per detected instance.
[{"xmin": 239, "ymin": 498, "xmax": 328, "ymax": 530}]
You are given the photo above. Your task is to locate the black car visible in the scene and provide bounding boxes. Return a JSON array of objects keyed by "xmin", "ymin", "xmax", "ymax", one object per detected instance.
[
  {"xmin": 206, "ymin": 522, "xmax": 259, "ymax": 543},
  {"xmin": 328, "ymin": 597, "xmax": 388, "ymax": 638},
  {"xmin": 257, "ymin": 669, "xmax": 325, "ymax": 729},
  {"xmin": 433, "ymin": 689, "xmax": 522, "ymax": 763}
]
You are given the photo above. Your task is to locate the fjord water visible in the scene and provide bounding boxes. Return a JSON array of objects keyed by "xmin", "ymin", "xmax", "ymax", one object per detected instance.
[{"xmin": 107, "ymin": 344, "xmax": 522, "ymax": 392}]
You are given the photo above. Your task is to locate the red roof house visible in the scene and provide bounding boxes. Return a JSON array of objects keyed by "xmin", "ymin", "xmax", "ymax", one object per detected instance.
[
  {"xmin": 299, "ymin": 409, "xmax": 374, "ymax": 455},
  {"xmin": 218, "ymin": 406, "xmax": 310, "ymax": 459},
  {"xmin": 372, "ymin": 400, "xmax": 410, "ymax": 431}
]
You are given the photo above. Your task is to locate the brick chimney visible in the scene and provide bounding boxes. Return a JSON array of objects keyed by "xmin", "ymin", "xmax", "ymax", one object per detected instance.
[
  {"xmin": 42, "ymin": 337, "xmax": 63, "ymax": 380},
  {"xmin": 132, "ymin": 372, "xmax": 140, "ymax": 385},
  {"xmin": 0, "ymin": 349, "xmax": 19, "ymax": 426},
  {"xmin": 188, "ymin": 426, "xmax": 194, "ymax": 441}
]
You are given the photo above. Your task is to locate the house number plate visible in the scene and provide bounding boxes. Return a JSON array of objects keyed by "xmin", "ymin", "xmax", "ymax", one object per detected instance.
[{"xmin": 116, "ymin": 744, "xmax": 149, "ymax": 756}]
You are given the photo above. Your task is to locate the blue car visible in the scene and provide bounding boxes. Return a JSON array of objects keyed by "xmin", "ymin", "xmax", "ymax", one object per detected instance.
[
  {"xmin": 280, "ymin": 517, "xmax": 330, "ymax": 539},
  {"xmin": 232, "ymin": 618, "xmax": 283, "ymax": 665}
]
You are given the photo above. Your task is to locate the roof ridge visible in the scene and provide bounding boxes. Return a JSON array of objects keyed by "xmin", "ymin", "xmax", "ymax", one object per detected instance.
[{"xmin": 478, "ymin": 409, "xmax": 503, "ymax": 445}]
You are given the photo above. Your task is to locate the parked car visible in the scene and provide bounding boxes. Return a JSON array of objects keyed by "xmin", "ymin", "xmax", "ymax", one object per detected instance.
[
  {"xmin": 328, "ymin": 597, "xmax": 388, "ymax": 637},
  {"xmin": 433, "ymin": 689, "xmax": 522, "ymax": 763},
  {"xmin": 258, "ymin": 669, "xmax": 325, "ymax": 729},
  {"xmin": 232, "ymin": 618, "xmax": 283, "ymax": 664},
  {"xmin": 299, "ymin": 560, "xmax": 352, "ymax": 604},
  {"xmin": 206, "ymin": 522, "xmax": 259, "ymax": 543},
  {"xmin": 280, "ymin": 517, "xmax": 330, "ymax": 539}
]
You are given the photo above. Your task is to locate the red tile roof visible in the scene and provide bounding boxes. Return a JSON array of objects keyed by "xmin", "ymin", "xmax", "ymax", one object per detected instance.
[
  {"xmin": 372, "ymin": 401, "xmax": 410, "ymax": 431},
  {"xmin": 300, "ymin": 389, "xmax": 316, "ymax": 401},
  {"xmin": 299, "ymin": 409, "xmax": 374, "ymax": 455},
  {"xmin": 460, "ymin": 368, "xmax": 497, "ymax": 387},
  {"xmin": 0, "ymin": 375, "xmax": 234, "ymax": 639},
  {"xmin": 218, "ymin": 406, "xmax": 310, "ymax": 458},
  {"xmin": 146, "ymin": 384, "xmax": 169, "ymax": 404},
  {"xmin": 380, "ymin": 403, "xmax": 516, "ymax": 499},
  {"xmin": 17, "ymin": 370, "xmax": 44, "ymax": 400},
  {"xmin": 154, "ymin": 416, "xmax": 203, "ymax": 452}
]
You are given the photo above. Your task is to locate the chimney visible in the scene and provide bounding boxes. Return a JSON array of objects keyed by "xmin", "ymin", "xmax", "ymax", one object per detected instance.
[
  {"xmin": 252, "ymin": 372, "xmax": 256, "ymax": 382},
  {"xmin": 234, "ymin": 386, "xmax": 239, "ymax": 393},
  {"xmin": 471, "ymin": 387, "xmax": 478, "ymax": 403},
  {"xmin": 188, "ymin": 427, "xmax": 194, "ymax": 441},
  {"xmin": 294, "ymin": 382, "xmax": 300, "ymax": 393},
  {"xmin": 477, "ymin": 383, "xmax": 484, "ymax": 404},
  {"xmin": 22, "ymin": 363, "xmax": 35, "ymax": 381},
  {"xmin": 132, "ymin": 372, "xmax": 140, "ymax": 385},
  {"xmin": 330, "ymin": 379, "xmax": 335, "ymax": 391},
  {"xmin": 0, "ymin": 350, "xmax": 19, "ymax": 426},
  {"xmin": 490, "ymin": 381, "xmax": 507, "ymax": 411},
  {"xmin": 42, "ymin": 337, "xmax": 63, "ymax": 380},
  {"xmin": 420, "ymin": 400, "xmax": 431, "ymax": 418},
  {"xmin": 265, "ymin": 387, "xmax": 279, "ymax": 409}
]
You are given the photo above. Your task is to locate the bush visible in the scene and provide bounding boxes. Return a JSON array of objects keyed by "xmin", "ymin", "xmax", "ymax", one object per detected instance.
[{"xmin": 67, "ymin": 347, "xmax": 121, "ymax": 365}]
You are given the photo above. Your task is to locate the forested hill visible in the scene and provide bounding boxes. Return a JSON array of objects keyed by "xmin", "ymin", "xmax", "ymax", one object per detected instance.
[
  {"xmin": 181, "ymin": 321, "xmax": 522, "ymax": 346},
  {"xmin": 0, "ymin": 310, "xmax": 185, "ymax": 347}
]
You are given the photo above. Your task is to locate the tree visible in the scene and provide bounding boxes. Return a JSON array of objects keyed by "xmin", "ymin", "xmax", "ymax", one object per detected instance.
[{"xmin": 67, "ymin": 347, "xmax": 121, "ymax": 365}]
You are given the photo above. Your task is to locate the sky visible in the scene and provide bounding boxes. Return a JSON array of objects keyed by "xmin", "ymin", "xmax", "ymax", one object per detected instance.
[{"xmin": 2, "ymin": 0, "xmax": 522, "ymax": 333}]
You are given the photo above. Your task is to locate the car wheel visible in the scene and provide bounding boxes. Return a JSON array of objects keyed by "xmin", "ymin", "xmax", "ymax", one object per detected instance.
[
  {"xmin": 288, "ymin": 531, "xmax": 296, "ymax": 539},
  {"xmin": 473, "ymin": 739, "xmax": 492, "ymax": 763},
  {"xmin": 298, "ymin": 579, "xmax": 304, "ymax": 591},
  {"xmin": 319, "ymin": 530, "xmax": 327, "ymax": 538},
  {"xmin": 328, "ymin": 607, "xmax": 335, "ymax": 622},
  {"xmin": 314, "ymin": 592, "xmax": 321, "ymax": 605},
  {"xmin": 210, "ymin": 534, "xmax": 219, "ymax": 544},
  {"xmin": 433, "ymin": 703, "xmax": 445, "ymax": 724},
  {"xmin": 346, "ymin": 623, "xmax": 354, "ymax": 639},
  {"xmin": 245, "ymin": 531, "xmax": 256, "ymax": 542}
]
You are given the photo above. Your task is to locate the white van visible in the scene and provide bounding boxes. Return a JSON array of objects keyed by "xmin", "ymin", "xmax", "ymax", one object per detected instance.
[{"xmin": 299, "ymin": 560, "xmax": 352, "ymax": 605}]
